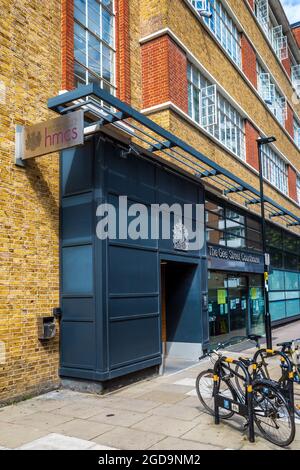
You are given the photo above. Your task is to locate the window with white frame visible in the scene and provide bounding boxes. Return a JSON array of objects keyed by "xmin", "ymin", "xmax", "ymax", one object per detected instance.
[
  {"xmin": 74, "ymin": 0, "xmax": 115, "ymax": 94},
  {"xmin": 187, "ymin": 63, "xmax": 245, "ymax": 159},
  {"xmin": 188, "ymin": 0, "xmax": 241, "ymax": 67},
  {"xmin": 261, "ymin": 145, "xmax": 288, "ymax": 195},
  {"xmin": 294, "ymin": 118, "xmax": 300, "ymax": 149},
  {"xmin": 255, "ymin": 0, "xmax": 288, "ymax": 62},
  {"xmin": 297, "ymin": 176, "xmax": 300, "ymax": 205},
  {"xmin": 292, "ymin": 65, "xmax": 300, "ymax": 97},
  {"xmin": 257, "ymin": 62, "xmax": 287, "ymax": 126}
]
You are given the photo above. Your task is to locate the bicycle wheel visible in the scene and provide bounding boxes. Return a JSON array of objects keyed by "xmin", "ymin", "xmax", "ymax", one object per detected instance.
[
  {"xmin": 252, "ymin": 380, "xmax": 295, "ymax": 447},
  {"xmin": 196, "ymin": 369, "xmax": 235, "ymax": 419}
]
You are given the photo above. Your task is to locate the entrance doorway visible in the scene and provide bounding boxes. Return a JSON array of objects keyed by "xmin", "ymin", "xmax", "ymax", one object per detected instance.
[
  {"xmin": 160, "ymin": 260, "xmax": 200, "ymax": 363},
  {"xmin": 208, "ymin": 271, "xmax": 265, "ymax": 346}
]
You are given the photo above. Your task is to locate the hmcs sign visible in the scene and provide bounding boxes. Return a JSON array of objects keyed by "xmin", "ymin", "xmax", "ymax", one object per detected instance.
[{"xmin": 15, "ymin": 110, "xmax": 84, "ymax": 164}]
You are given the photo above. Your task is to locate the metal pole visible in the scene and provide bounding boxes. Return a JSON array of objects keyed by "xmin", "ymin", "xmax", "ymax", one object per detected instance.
[{"xmin": 257, "ymin": 143, "xmax": 272, "ymax": 350}]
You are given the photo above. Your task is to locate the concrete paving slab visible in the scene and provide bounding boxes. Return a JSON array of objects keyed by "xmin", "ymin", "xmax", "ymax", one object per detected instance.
[
  {"xmin": 150, "ymin": 403, "xmax": 201, "ymax": 421},
  {"xmin": 93, "ymin": 426, "xmax": 165, "ymax": 450},
  {"xmin": 101, "ymin": 397, "xmax": 160, "ymax": 413},
  {"xmin": 51, "ymin": 418, "xmax": 115, "ymax": 441},
  {"xmin": 139, "ymin": 390, "xmax": 187, "ymax": 404},
  {"xmin": 52, "ymin": 403, "xmax": 102, "ymax": 419},
  {"xmin": 154, "ymin": 383, "xmax": 195, "ymax": 394},
  {"xmin": 149, "ymin": 436, "xmax": 223, "ymax": 450},
  {"xmin": 18, "ymin": 433, "xmax": 95, "ymax": 450},
  {"xmin": 89, "ymin": 408, "xmax": 146, "ymax": 427},
  {"xmin": 174, "ymin": 378, "xmax": 196, "ymax": 387},
  {"xmin": 0, "ymin": 423, "xmax": 48, "ymax": 449},
  {"xmin": 181, "ymin": 423, "xmax": 246, "ymax": 449},
  {"xmin": 133, "ymin": 414, "xmax": 196, "ymax": 438},
  {"xmin": 10, "ymin": 411, "xmax": 73, "ymax": 430},
  {"xmin": 0, "ymin": 404, "xmax": 38, "ymax": 423},
  {"xmin": 89, "ymin": 444, "xmax": 118, "ymax": 450}
]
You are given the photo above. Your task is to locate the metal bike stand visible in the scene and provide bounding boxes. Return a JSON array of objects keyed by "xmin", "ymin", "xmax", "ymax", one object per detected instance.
[{"xmin": 213, "ymin": 357, "xmax": 255, "ymax": 443}]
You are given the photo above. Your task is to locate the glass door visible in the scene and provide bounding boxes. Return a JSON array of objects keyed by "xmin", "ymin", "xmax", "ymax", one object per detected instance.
[
  {"xmin": 208, "ymin": 271, "xmax": 230, "ymax": 345},
  {"xmin": 249, "ymin": 274, "xmax": 265, "ymax": 336},
  {"xmin": 228, "ymin": 275, "xmax": 248, "ymax": 338}
]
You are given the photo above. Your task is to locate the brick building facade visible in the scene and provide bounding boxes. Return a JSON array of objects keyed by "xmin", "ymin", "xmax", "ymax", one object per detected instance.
[{"xmin": 1, "ymin": 0, "xmax": 300, "ymax": 403}]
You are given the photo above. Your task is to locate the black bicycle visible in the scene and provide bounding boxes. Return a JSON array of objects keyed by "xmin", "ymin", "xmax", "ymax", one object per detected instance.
[
  {"xmin": 196, "ymin": 338, "xmax": 295, "ymax": 447},
  {"xmin": 232, "ymin": 334, "xmax": 300, "ymax": 418}
]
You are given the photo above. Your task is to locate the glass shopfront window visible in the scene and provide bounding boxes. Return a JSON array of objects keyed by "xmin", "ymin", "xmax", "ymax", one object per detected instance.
[
  {"xmin": 267, "ymin": 224, "xmax": 300, "ymax": 322},
  {"xmin": 206, "ymin": 198, "xmax": 263, "ymax": 252},
  {"xmin": 208, "ymin": 271, "xmax": 265, "ymax": 346}
]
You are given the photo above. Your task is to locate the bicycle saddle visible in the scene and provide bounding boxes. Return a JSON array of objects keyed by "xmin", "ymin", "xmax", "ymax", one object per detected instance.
[
  {"xmin": 277, "ymin": 341, "xmax": 293, "ymax": 348},
  {"xmin": 248, "ymin": 334, "xmax": 262, "ymax": 342}
]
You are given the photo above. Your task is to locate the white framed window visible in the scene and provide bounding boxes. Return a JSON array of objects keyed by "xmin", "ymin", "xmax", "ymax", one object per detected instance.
[
  {"xmin": 188, "ymin": 63, "xmax": 245, "ymax": 160},
  {"xmin": 261, "ymin": 145, "xmax": 288, "ymax": 195},
  {"xmin": 292, "ymin": 65, "xmax": 300, "ymax": 97},
  {"xmin": 257, "ymin": 63, "xmax": 287, "ymax": 126},
  {"xmin": 74, "ymin": 0, "xmax": 115, "ymax": 94},
  {"xmin": 255, "ymin": 0, "xmax": 288, "ymax": 63},
  {"xmin": 297, "ymin": 176, "xmax": 300, "ymax": 205},
  {"xmin": 271, "ymin": 25, "xmax": 288, "ymax": 61},
  {"xmin": 188, "ymin": 0, "xmax": 241, "ymax": 67},
  {"xmin": 294, "ymin": 119, "xmax": 300, "ymax": 149}
]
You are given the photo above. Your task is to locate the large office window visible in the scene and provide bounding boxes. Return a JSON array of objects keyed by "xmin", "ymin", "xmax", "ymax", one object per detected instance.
[
  {"xmin": 294, "ymin": 118, "xmax": 300, "ymax": 149},
  {"xmin": 188, "ymin": 0, "xmax": 241, "ymax": 67},
  {"xmin": 257, "ymin": 62, "xmax": 287, "ymax": 127},
  {"xmin": 261, "ymin": 144, "xmax": 288, "ymax": 195},
  {"xmin": 297, "ymin": 176, "xmax": 300, "ymax": 206},
  {"xmin": 267, "ymin": 224, "xmax": 300, "ymax": 321},
  {"xmin": 188, "ymin": 63, "xmax": 245, "ymax": 160},
  {"xmin": 74, "ymin": 0, "xmax": 115, "ymax": 94},
  {"xmin": 205, "ymin": 198, "xmax": 263, "ymax": 252},
  {"xmin": 254, "ymin": 0, "xmax": 288, "ymax": 63}
]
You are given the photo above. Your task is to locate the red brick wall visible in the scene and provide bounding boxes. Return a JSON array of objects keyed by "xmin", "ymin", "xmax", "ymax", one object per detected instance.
[
  {"xmin": 246, "ymin": 0, "xmax": 255, "ymax": 10},
  {"xmin": 282, "ymin": 55, "xmax": 291, "ymax": 77},
  {"xmin": 62, "ymin": 0, "xmax": 74, "ymax": 91},
  {"xmin": 115, "ymin": 0, "xmax": 131, "ymax": 103},
  {"xmin": 288, "ymin": 166, "xmax": 298, "ymax": 202},
  {"xmin": 241, "ymin": 34, "xmax": 257, "ymax": 89},
  {"xmin": 292, "ymin": 26, "xmax": 300, "ymax": 48},
  {"xmin": 245, "ymin": 120, "xmax": 259, "ymax": 170},
  {"xmin": 285, "ymin": 103, "xmax": 294, "ymax": 139},
  {"xmin": 141, "ymin": 35, "xmax": 188, "ymax": 112}
]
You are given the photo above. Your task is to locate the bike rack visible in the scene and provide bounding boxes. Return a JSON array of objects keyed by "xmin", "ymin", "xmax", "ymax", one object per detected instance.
[
  {"xmin": 213, "ymin": 356, "xmax": 255, "ymax": 443},
  {"xmin": 253, "ymin": 348, "xmax": 295, "ymax": 414}
]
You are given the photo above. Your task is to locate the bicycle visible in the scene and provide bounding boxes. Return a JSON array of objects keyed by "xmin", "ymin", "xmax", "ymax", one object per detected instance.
[
  {"xmin": 196, "ymin": 338, "xmax": 295, "ymax": 447},
  {"xmin": 233, "ymin": 334, "xmax": 300, "ymax": 418}
]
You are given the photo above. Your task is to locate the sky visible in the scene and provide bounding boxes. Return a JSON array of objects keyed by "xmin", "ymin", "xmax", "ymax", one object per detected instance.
[{"xmin": 281, "ymin": 0, "xmax": 300, "ymax": 24}]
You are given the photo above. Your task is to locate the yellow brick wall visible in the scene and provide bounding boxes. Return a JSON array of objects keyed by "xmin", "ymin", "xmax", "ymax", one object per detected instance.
[
  {"xmin": 0, "ymin": 1, "xmax": 61, "ymax": 404},
  {"xmin": 227, "ymin": 0, "xmax": 300, "ymax": 118},
  {"xmin": 135, "ymin": 0, "xmax": 300, "ymax": 224}
]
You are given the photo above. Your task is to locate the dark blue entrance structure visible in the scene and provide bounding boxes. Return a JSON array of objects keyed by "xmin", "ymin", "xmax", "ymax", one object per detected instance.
[
  {"xmin": 59, "ymin": 138, "xmax": 206, "ymax": 381},
  {"xmin": 48, "ymin": 85, "xmax": 300, "ymax": 383}
]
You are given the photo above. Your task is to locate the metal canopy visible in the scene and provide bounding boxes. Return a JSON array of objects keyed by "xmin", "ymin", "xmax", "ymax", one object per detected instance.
[{"xmin": 48, "ymin": 84, "xmax": 300, "ymax": 235}]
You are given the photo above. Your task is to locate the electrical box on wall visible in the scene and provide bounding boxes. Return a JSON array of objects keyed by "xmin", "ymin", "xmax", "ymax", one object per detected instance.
[{"xmin": 38, "ymin": 317, "xmax": 56, "ymax": 340}]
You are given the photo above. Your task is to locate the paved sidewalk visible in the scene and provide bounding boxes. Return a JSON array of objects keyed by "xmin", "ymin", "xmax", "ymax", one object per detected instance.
[{"xmin": 0, "ymin": 321, "xmax": 299, "ymax": 451}]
